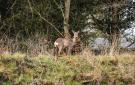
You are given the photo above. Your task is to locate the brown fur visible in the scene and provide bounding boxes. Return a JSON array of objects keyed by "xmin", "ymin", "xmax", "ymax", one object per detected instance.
[{"xmin": 54, "ymin": 31, "xmax": 80, "ymax": 57}]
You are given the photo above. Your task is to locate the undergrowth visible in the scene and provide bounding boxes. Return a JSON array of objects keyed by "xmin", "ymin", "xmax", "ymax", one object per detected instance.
[{"xmin": 0, "ymin": 53, "xmax": 135, "ymax": 85}]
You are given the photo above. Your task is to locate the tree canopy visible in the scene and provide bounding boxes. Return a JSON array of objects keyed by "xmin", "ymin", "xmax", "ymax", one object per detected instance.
[{"xmin": 0, "ymin": 0, "xmax": 135, "ymax": 53}]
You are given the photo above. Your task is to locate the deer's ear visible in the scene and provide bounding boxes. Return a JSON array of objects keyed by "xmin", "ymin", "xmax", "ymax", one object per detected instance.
[{"xmin": 72, "ymin": 30, "xmax": 75, "ymax": 33}]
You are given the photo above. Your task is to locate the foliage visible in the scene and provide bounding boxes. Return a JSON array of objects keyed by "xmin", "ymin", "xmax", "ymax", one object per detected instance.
[{"xmin": 0, "ymin": 0, "xmax": 135, "ymax": 55}]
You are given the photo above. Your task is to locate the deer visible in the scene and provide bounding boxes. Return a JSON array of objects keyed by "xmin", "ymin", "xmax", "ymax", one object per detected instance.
[{"xmin": 54, "ymin": 31, "xmax": 80, "ymax": 57}]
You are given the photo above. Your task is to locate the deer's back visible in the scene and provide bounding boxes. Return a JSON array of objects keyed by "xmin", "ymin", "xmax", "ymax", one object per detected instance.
[{"xmin": 54, "ymin": 38, "xmax": 72, "ymax": 47}]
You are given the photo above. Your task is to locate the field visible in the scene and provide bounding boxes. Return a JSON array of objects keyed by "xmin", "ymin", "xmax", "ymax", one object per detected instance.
[{"xmin": 0, "ymin": 52, "xmax": 135, "ymax": 85}]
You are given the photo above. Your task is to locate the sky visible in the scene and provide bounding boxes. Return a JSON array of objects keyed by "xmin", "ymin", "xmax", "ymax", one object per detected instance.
[{"xmin": 92, "ymin": 23, "xmax": 135, "ymax": 49}]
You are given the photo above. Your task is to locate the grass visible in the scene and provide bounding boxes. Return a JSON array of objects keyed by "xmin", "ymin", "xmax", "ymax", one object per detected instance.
[{"xmin": 0, "ymin": 53, "xmax": 135, "ymax": 85}]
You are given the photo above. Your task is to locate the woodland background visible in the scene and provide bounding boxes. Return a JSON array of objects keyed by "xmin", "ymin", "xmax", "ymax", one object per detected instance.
[
  {"xmin": 0, "ymin": 0, "xmax": 135, "ymax": 55},
  {"xmin": 0, "ymin": 0, "xmax": 135, "ymax": 85}
]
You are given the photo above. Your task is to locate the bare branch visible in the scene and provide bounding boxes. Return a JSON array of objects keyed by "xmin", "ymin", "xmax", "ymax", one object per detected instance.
[
  {"xmin": 53, "ymin": 0, "xmax": 64, "ymax": 18},
  {"xmin": 27, "ymin": 0, "xmax": 63, "ymax": 37},
  {"xmin": 34, "ymin": 9, "xmax": 63, "ymax": 37}
]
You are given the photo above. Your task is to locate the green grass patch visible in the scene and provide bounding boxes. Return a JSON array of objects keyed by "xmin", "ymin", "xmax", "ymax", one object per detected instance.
[{"xmin": 0, "ymin": 53, "xmax": 135, "ymax": 85}]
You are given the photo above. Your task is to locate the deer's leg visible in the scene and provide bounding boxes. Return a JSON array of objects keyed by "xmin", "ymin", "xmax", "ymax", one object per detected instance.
[
  {"xmin": 53, "ymin": 47, "xmax": 57, "ymax": 56},
  {"xmin": 53, "ymin": 47, "xmax": 55, "ymax": 56},
  {"xmin": 53, "ymin": 47, "xmax": 58, "ymax": 60},
  {"xmin": 58, "ymin": 46, "xmax": 63, "ymax": 56},
  {"xmin": 65, "ymin": 47, "xmax": 68, "ymax": 55},
  {"xmin": 67, "ymin": 46, "xmax": 72, "ymax": 55},
  {"xmin": 53, "ymin": 47, "xmax": 58, "ymax": 56}
]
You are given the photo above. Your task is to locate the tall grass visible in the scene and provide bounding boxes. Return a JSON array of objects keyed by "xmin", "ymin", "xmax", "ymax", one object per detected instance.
[
  {"xmin": 0, "ymin": 33, "xmax": 49, "ymax": 56},
  {"xmin": 0, "ymin": 52, "xmax": 135, "ymax": 85}
]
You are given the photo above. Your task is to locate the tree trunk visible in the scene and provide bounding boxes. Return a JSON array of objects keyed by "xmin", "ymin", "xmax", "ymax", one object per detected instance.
[
  {"xmin": 109, "ymin": 33, "xmax": 119, "ymax": 56},
  {"xmin": 109, "ymin": 1, "xmax": 120, "ymax": 56},
  {"xmin": 64, "ymin": 0, "xmax": 71, "ymax": 39}
]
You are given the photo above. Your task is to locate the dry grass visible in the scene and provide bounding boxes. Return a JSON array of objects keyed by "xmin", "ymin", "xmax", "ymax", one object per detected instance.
[
  {"xmin": 0, "ymin": 34, "xmax": 49, "ymax": 56},
  {"xmin": 0, "ymin": 51, "xmax": 135, "ymax": 85},
  {"xmin": 0, "ymin": 37, "xmax": 135, "ymax": 85}
]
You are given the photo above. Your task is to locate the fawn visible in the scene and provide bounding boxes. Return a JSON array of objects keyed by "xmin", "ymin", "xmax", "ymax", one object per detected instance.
[{"xmin": 54, "ymin": 31, "xmax": 80, "ymax": 57}]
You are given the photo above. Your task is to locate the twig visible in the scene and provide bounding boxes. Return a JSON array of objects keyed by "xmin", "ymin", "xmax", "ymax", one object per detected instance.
[
  {"xmin": 34, "ymin": 9, "xmax": 63, "ymax": 37},
  {"xmin": 27, "ymin": 0, "xmax": 63, "ymax": 37},
  {"xmin": 53, "ymin": 0, "xmax": 64, "ymax": 18}
]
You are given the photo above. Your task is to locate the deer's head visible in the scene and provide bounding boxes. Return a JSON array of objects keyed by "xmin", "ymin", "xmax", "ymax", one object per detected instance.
[{"xmin": 72, "ymin": 30, "xmax": 80, "ymax": 43}]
